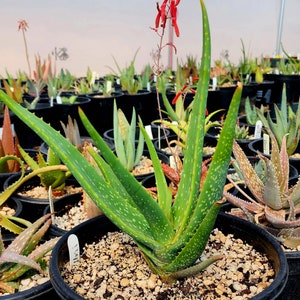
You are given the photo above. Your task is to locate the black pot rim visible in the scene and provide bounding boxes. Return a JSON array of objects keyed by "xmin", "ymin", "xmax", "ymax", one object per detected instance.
[{"xmin": 49, "ymin": 212, "xmax": 288, "ymax": 300}]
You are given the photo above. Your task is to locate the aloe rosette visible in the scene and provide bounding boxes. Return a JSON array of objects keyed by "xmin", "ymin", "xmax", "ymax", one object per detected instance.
[{"xmin": 0, "ymin": 0, "xmax": 242, "ymax": 281}]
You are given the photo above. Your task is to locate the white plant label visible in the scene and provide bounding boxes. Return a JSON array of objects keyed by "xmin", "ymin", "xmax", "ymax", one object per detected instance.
[
  {"xmin": 145, "ymin": 125, "xmax": 153, "ymax": 140},
  {"xmin": 56, "ymin": 95, "xmax": 62, "ymax": 104},
  {"xmin": 212, "ymin": 77, "xmax": 217, "ymax": 90},
  {"xmin": 254, "ymin": 120, "xmax": 262, "ymax": 139},
  {"xmin": 263, "ymin": 133, "xmax": 270, "ymax": 155},
  {"xmin": 67, "ymin": 234, "xmax": 80, "ymax": 268},
  {"xmin": 106, "ymin": 80, "xmax": 112, "ymax": 94}
]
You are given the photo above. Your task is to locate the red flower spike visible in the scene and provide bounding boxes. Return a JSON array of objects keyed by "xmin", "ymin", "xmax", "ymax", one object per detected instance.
[
  {"xmin": 172, "ymin": 91, "xmax": 182, "ymax": 105},
  {"xmin": 18, "ymin": 19, "xmax": 29, "ymax": 32}
]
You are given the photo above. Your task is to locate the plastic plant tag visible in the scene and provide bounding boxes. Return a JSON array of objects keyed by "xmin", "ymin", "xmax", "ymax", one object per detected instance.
[
  {"xmin": 212, "ymin": 77, "xmax": 217, "ymax": 90},
  {"xmin": 263, "ymin": 133, "xmax": 270, "ymax": 155},
  {"xmin": 48, "ymin": 186, "xmax": 55, "ymax": 224},
  {"xmin": 147, "ymin": 82, "xmax": 151, "ymax": 92},
  {"xmin": 145, "ymin": 125, "xmax": 154, "ymax": 140},
  {"xmin": 56, "ymin": 95, "xmax": 62, "ymax": 104},
  {"xmin": 106, "ymin": 80, "xmax": 112, "ymax": 94},
  {"xmin": 67, "ymin": 234, "xmax": 80, "ymax": 268},
  {"xmin": 254, "ymin": 120, "xmax": 263, "ymax": 139}
]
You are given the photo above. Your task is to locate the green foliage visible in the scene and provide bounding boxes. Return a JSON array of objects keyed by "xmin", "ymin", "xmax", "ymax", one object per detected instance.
[
  {"xmin": 256, "ymin": 84, "xmax": 300, "ymax": 156},
  {"xmin": 113, "ymin": 101, "xmax": 144, "ymax": 172},
  {"xmin": 235, "ymin": 124, "xmax": 250, "ymax": 140},
  {"xmin": 110, "ymin": 49, "xmax": 143, "ymax": 94},
  {"xmin": 244, "ymin": 96, "xmax": 265, "ymax": 125},
  {"xmin": 18, "ymin": 146, "xmax": 71, "ymax": 190},
  {"xmin": 0, "ymin": 214, "xmax": 59, "ymax": 294},
  {"xmin": 0, "ymin": 0, "xmax": 242, "ymax": 281},
  {"xmin": 224, "ymin": 129, "xmax": 300, "ymax": 249}
]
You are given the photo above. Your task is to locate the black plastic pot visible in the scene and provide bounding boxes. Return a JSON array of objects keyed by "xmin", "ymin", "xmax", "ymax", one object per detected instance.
[
  {"xmin": 264, "ymin": 74, "xmax": 300, "ymax": 104},
  {"xmin": 13, "ymin": 102, "xmax": 55, "ymax": 148},
  {"xmin": 154, "ymin": 134, "xmax": 216, "ymax": 160},
  {"xmin": 279, "ymin": 251, "xmax": 300, "ymax": 299},
  {"xmin": 49, "ymin": 212, "xmax": 288, "ymax": 300},
  {"xmin": 52, "ymin": 96, "xmax": 92, "ymax": 135},
  {"xmin": 3, "ymin": 174, "xmax": 82, "ymax": 222},
  {"xmin": 79, "ymin": 91, "xmax": 124, "ymax": 135},
  {"xmin": 133, "ymin": 149, "xmax": 169, "ymax": 182},
  {"xmin": 103, "ymin": 125, "xmax": 170, "ymax": 145},
  {"xmin": 0, "ymin": 235, "xmax": 58, "ymax": 299},
  {"xmin": 115, "ymin": 90, "xmax": 159, "ymax": 125},
  {"xmin": 0, "ymin": 149, "xmax": 43, "ymax": 192},
  {"xmin": 248, "ymin": 138, "xmax": 300, "ymax": 171}
]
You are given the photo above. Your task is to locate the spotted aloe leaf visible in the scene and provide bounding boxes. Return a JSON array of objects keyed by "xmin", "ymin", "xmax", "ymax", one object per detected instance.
[
  {"xmin": 0, "ymin": 0, "xmax": 241, "ymax": 281},
  {"xmin": 224, "ymin": 127, "xmax": 300, "ymax": 247},
  {"xmin": 0, "ymin": 214, "xmax": 59, "ymax": 287}
]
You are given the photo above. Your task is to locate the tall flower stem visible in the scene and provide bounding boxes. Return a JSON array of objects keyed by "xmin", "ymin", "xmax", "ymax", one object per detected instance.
[{"xmin": 18, "ymin": 19, "xmax": 31, "ymax": 78}]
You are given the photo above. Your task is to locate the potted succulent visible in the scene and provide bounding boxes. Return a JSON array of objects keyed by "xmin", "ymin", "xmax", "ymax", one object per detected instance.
[
  {"xmin": 109, "ymin": 50, "xmax": 159, "ymax": 125},
  {"xmin": 0, "ymin": 0, "xmax": 287, "ymax": 298},
  {"xmin": 0, "ymin": 214, "xmax": 59, "ymax": 297},
  {"xmin": 264, "ymin": 49, "xmax": 300, "ymax": 104},
  {"xmin": 0, "ymin": 146, "xmax": 80, "ymax": 223},
  {"xmin": 223, "ymin": 129, "xmax": 300, "ymax": 299},
  {"xmin": 249, "ymin": 84, "xmax": 300, "ymax": 170}
]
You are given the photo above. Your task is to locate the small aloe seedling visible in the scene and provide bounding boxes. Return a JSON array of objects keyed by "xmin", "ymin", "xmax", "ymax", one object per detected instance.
[
  {"xmin": 113, "ymin": 100, "xmax": 144, "ymax": 172},
  {"xmin": 235, "ymin": 124, "xmax": 250, "ymax": 140},
  {"xmin": 256, "ymin": 84, "xmax": 300, "ymax": 156},
  {"xmin": 109, "ymin": 48, "xmax": 143, "ymax": 95},
  {"xmin": 18, "ymin": 146, "xmax": 72, "ymax": 191},
  {"xmin": 0, "ymin": 214, "xmax": 59, "ymax": 294},
  {"xmin": 224, "ymin": 128, "xmax": 300, "ymax": 249},
  {"xmin": 0, "ymin": 155, "xmax": 70, "ymax": 234},
  {"xmin": 0, "ymin": 0, "xmax": 242, "ymax": 282}
]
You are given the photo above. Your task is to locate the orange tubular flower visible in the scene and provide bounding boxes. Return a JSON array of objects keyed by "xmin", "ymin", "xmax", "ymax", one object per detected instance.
[{"xmin": 154, "ymin": 0, "xmax": 180, "ymax": 37}]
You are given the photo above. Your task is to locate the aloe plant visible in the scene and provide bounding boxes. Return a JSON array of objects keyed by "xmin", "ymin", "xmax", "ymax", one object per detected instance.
[
  {"xmin": 0, "ymin": 148, "xmax": 69, "ymax": 234},
  {"xmin": 156, "ymin": 67, "xmax": 222, "ymax": 151},
  {"xmin": 18, "ymin": 146, "xmax": 72, "ymax": 191},
  {"xmin": 110, "ymin": 48, "xmax": 143, "ymax": 94},
  {"xmin": 224, "ymin": 128, "xmax": 300, "ymax": 249},
  {"xmin": 244, "ymin": 96, "xmax": 266, "ymax": 126},
  {"xmin": 0, "ymin": 0, "xmax": 242, "ymax": 282},
  {"xmin": 113, "ymin": 100, "xmax": 144, "ymax": 172},
  {"xmin": 256, "ymin": 84, "xmax": 300, "ymax": 156},
  {"xmin": 0, "ymin": 214, "xmax": 59, "ymax": 294}
]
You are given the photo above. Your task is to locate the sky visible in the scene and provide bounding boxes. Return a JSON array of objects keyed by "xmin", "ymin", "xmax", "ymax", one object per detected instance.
[{"xmin": 0, "ymin": 0, "xmax": 299, "ymax": 77}]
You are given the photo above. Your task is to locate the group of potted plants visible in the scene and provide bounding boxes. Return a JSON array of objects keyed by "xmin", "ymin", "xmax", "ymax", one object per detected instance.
[{"xmin": 0, "ymin": 0, "xmax": 300, "ymax": 299}]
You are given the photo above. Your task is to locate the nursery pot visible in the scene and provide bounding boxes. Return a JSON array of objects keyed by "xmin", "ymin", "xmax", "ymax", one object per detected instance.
[
  {"xmin": 3, "ymin": 174, "xmax": 82, "ymax": 222},
  {"xmin": 79, "ymin": 91, "xmax": 124, "ymax": 135},
  {"xmin": 278, "ymin": 251, "xmax": 300, "ymax": 300},
  {"xmin": 49, "ymin": 212, "xmax": 288, "ymax": 300},
  {"xmin": 13, "ymin": 102, "xmax": 55, "ymax": 149},
  {"xmin": 0, "ymin": 235, "xmax": 58, "ymax": 299},
  {"xmin": 115, "ymin": 90, "xmax": 159, "ymax": 125},
  {"xmin": 103, "ymin": 125, "xmax": 170, "ymax": 145},
  {"xmin": 154, "ymin": 134, "xmax": 216, "ymax": 160},
  {"xmin": 248, "ymin": 138, "xmax": 300, "ymax": 171},
  {"xmin": 52, "ymin": 96, "xmax": 92, "ymax": 135},
  {"xmin": 264, "ymin": 74, "xmax": 300, "ymax": 104}
]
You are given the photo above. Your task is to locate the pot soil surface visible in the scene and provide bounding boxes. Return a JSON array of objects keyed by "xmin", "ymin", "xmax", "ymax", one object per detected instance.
[{"xmin": 61, "ymin": 229, "xmax": 275, "ymax": 299}]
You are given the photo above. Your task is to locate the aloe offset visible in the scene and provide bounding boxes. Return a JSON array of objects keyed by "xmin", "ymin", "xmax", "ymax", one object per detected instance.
[{"xmin": 0, "ymin": 0, "xmax": 242, "ymax": 281}]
